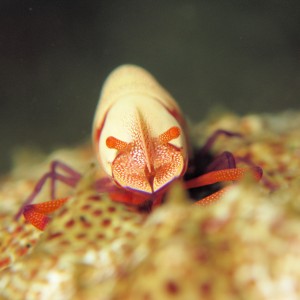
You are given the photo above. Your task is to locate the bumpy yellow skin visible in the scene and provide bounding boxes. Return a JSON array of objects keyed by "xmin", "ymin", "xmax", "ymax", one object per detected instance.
[{"xmin": 1, "ymin": 74, "xmax": 300, "ymax": 299}]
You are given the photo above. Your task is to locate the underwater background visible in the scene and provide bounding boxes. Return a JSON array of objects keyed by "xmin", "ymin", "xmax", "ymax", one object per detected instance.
[{"xmin": 0, "ymin": 0, "xmax": 299, "ymax": 172}]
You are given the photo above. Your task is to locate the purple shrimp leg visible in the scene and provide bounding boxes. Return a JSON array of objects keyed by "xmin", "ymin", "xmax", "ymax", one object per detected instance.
[
  {"xmin": 205, "ymin": 151, "xmax": 237, "ymax": 172},
  {"xmin": 187, "ymin": 130, "xmax": 242, "ymax": 176},
  {"xmin": 94, "ymin": 177, "xmax": 118, "ymax": 193},
  {"xmin": 199, "ymin": 129, "xmax": 243, "ymax": 156},
  {"xmin": 235, "ymin": 156, "xmax": 277, "ymax": 190},
  {"xmin": 15, "ymin": 160, "xmax": 82, "ymax": 220},
  {"xmin": 202, "ymin": 130, "xmax": 263, "ymax": 180}
]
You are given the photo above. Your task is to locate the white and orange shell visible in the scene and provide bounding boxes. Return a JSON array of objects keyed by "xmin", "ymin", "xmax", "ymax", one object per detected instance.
[{"xmin": 93, "ymin": 65, "xmax": 188, "ymax": 194}]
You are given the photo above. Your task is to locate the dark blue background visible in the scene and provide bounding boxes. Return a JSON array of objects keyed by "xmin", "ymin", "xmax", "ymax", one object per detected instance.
[{"xmin": 0, "ymin": 0, "xmax": 299, "ymax": 171}]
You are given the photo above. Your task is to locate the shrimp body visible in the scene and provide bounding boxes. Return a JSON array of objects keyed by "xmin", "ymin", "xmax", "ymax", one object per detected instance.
[{"xmin": 93, "ymin": 65, "xmax": 188, "ymax": 194}]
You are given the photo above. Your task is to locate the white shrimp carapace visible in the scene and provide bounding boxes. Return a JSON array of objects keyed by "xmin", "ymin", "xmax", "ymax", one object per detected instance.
[{"xmin": 93, "ymin": 65, "xmax": 188, "ymax": 194}]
